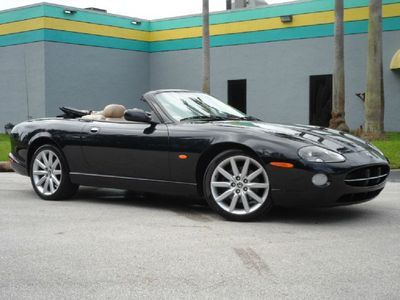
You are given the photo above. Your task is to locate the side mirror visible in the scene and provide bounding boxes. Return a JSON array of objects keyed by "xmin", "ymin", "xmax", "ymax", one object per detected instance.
[{"xmin": 124, "ymin": 109, "xmax": 153, "ymax": 123}]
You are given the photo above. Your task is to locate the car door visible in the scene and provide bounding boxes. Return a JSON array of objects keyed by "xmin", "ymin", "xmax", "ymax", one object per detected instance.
[{"xmin": 80, "ymin": 120, "xmax": 170, "ymax": 180}]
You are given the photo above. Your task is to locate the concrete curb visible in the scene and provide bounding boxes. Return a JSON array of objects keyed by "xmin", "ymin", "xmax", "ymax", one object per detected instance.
[{"xmin": 0, "ymin": 161, "xmax": 13, "ymax": 172}]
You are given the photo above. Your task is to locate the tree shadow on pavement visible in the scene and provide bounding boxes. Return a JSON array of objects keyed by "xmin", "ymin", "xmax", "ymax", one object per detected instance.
[
  {"xmin": 72, "ymin": 187, "xmax": 384, "ymax": 225},
  {"xmin": 262, "ymin": 205, "xmax": 383, "ymax": 225},
  {"xmin": 75, "ymin": 187, "xmax": 212, "ymax": 214}
]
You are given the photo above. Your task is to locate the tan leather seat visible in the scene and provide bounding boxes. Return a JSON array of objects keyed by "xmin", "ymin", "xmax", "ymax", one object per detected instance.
[
  {"xmin": 81, "ymin": 111, "xmax": 106, "ymax": 120},
  {"xmin": 103, "ymin": 104, "xmax": 126, "ymax": 121},
  {"xmin": 81, "ymin": 104, "xmax": 126, "ymax": 121}
]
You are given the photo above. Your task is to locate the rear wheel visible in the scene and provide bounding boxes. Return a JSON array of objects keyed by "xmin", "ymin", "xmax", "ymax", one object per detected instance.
[
  {"xmin": 203, "ymin": 150, "xmax": 272, "ymax": 221},
  {"xmin": 30, "ymin": 145, "xmax": 78, "ymax": 200}
]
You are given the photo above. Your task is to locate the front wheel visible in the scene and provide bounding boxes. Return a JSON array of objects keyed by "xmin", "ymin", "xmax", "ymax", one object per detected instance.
[
  {"xmin": 30, "ymin": 145, "xmax": 78, "ymax": 200},
  {"xmin": 203, "ymin": 150, "xmax": 272, "ymax": 221}
]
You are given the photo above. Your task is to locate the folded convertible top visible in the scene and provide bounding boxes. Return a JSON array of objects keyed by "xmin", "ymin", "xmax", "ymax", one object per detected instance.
[{"xmin": 58, "ymin": 106, "xmax": 91, "ymax": 118}]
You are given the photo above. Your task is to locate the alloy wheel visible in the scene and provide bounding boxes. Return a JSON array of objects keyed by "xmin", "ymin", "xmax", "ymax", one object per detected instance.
[
  {"xmin": 210, "ymin": 155, "xmax": 269, "ymax": 215},
  {"xmin": 32, "ymin": 149, "xmax": 62, "ymax": 196}
]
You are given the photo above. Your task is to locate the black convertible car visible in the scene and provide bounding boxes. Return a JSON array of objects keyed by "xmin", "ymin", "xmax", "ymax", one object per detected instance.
[{"xmin": 9, "ymin": 90, "xmax": 390, "ymax": 221}]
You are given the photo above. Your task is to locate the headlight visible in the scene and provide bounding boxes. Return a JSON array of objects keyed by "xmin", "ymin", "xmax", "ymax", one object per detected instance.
[{"xmin": 298, "ymin": 146, "xmax": 345, "ymax": 163}]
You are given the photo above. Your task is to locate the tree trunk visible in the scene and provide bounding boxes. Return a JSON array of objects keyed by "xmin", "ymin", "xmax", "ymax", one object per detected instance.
[
  {"xmin": 202, "ymin": 0, "xmax": 210, "ymax": 94},
  {"xmin": 329, "ymin": 0, "xmax": 349, "ymax": 132},
  {"xmin": 364, "ymin": 0, "xmax": 384, "ymax": 138}
]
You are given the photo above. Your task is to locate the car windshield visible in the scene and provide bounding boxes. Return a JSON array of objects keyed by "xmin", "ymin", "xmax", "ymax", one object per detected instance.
[{"xmin": 154, "ymin": 91, "xmax": 248, "ymax": 122}]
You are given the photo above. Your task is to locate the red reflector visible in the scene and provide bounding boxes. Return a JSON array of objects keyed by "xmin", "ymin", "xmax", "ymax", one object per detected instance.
[
  {"xmin": 270, "ymin": 162, "xmax": 294, "ymax": 168},
  {"xmin": 178, "ymin": 154, "xmax": 188, "ymax": 160}
]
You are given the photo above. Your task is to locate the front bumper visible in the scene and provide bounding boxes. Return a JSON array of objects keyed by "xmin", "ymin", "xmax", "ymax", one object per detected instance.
[
  {"xmin": 9, "ymin": 153, "xmax": 28, "ymax": 176},
  {"xmin": 265, "ymin": 151, "xmax": 389, "ymax": 208},
  {"xmin": 271, "ymin": 174, "xmax": 386, "ymax": 208}
]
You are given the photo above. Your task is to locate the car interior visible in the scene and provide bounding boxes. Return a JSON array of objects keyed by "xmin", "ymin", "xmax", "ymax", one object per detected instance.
[
  {"xmin": 81, "ymin": 104, "xmax": 127, "ymax": 121},
  {"xmin": 59, "ymin": 105, "xmax": 153, "ymax": 123}
]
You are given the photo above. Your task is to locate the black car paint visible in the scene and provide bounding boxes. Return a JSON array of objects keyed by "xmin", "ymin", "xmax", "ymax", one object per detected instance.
[{"xmin": 9, "ymin": 90, "xmax": 389, "ymax": 207}]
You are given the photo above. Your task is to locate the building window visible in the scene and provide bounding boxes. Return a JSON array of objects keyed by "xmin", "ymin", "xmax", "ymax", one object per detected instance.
[
  {"xmin": 228, "ymin": 79, "xmax": 247, "ymax": 113},
  {"xmin": 309, "ymin": 75, "xmax": 332, "ymax": 127}
]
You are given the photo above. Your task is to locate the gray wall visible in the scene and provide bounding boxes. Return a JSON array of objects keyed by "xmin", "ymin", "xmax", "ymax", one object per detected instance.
[
  {"xmin": 0, "ymin": 42, "xmax": 46, "ymax": 127},
  {"xmin": 1, "ymin": 32, "xmax": 398, "ymax": 131},
  {"xmin": 150, "ymin": 31, "xmax": 400, "ymax": 131},
  {"xmin": 44, "ymin": 42, "xmax": 149, "ymax": 116}
]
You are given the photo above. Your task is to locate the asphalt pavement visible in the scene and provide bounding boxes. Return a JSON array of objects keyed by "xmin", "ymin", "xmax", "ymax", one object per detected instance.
[{"xmin": 0, "ymin": 171, "xmax": 399, "ymax": 299}]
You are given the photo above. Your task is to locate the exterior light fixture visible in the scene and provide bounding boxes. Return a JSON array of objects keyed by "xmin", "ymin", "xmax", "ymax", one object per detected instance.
[
  {"xmin": 131, "ymin": 20, "xmax": 141, "ymax": 25},
  {"xmin": 355, "ymin": 92, "xmax": 365, "ymax": 102},
  {"xmin": 312, "ymin": 173, "xmax": 329, "ymax": 187},
  {"xmin": 280, "ymin": 15, "xmax": 293, "ymax": 23},
  {"xmin": 63, "ymin": 9, "xmax": 77, "ymax": 15}
]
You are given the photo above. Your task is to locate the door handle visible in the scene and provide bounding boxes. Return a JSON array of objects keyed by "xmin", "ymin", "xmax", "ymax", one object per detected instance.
[{"xmin": 90, "ymin": 127, "xmax": 99, "ymax": 134}]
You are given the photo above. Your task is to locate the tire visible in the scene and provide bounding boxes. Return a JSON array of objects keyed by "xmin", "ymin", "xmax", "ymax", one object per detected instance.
[
  {"xmin": 30, "ymin": 144, "xmax": 79, "ymax": 200},
  {"xmin": 203, "ymin": 150, "xmax": 272, "ymax": 221}
]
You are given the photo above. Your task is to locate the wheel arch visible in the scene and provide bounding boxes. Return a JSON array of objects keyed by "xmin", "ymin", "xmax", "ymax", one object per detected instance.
[
  {"xmin": 27, "ymin": 135, "xmax": 61, "ymax": 174},
  {"xmin": 195, "ymin": 142, "xmax": 261, "ymax": 197}
]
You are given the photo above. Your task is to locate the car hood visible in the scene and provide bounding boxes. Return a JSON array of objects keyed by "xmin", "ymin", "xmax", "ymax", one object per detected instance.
[{"xmin": 210, "ymin": 120, "xmax": 375, "ymax": 154}]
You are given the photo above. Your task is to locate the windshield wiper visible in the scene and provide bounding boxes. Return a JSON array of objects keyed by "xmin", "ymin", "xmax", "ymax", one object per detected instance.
[
  {"xmin": 180, "ymin": 115, "xmax": 260, "ymax": 122},
  {"xmin": 222, "ymin": 115, "xmax": 260, "ymax": 121},
  {"xmin": 180, "ymin": 115, "xmax": 225, "ymax": 122}
]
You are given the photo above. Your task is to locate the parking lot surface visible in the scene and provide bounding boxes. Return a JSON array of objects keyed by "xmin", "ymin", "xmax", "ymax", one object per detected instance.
[{"xmin": 1, "ymin": 172, "xmax": 399, "ymax": 299}]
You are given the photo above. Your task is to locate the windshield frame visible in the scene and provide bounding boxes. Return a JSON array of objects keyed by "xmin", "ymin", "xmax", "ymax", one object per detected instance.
[{"xmin": 151, "ymin": 90, "xmax": 247, "ymax": 123}]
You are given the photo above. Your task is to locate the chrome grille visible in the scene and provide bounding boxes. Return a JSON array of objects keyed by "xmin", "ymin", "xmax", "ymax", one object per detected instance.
[{"xmin": 345, "ymin": 165, "xmax": 390, "ymax": 187}]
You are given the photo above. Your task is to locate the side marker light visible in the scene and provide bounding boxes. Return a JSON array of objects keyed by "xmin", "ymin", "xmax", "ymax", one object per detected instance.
[{"xmin": 270, "ymin": 162, "xmax": 294, "ymax": 168}]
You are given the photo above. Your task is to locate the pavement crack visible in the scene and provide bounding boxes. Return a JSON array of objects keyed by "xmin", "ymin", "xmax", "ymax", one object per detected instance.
[{"xmin": 171, "ymin": 224, "xmax": 211, "ymax": 229}]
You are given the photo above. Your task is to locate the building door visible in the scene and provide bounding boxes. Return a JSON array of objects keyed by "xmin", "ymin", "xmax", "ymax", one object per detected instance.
[
  {"xmin": 309, "ymin": 75, "xmax": 332, "ymax": 127},
  {"xmin": 228, "ymin": 79, "xmax": 247, "ymax": 113}
]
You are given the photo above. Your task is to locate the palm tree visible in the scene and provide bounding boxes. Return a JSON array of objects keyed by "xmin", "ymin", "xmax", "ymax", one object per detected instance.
[
  {"xmin": 364, "ymin": 0, "xmax": 384, "ymax": 138},
  {"xmin": 202, "ymin": 0, "xmax": 210, "ymax": 94},
  {"xmin": 329, "ymin": 0, "xmax": 349, "ymax": 132}
]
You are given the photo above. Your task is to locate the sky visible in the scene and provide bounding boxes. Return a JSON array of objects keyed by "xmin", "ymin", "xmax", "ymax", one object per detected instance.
[{"xmin": 0, "ymin": 0, "xmax": 296, "ymax": 20}]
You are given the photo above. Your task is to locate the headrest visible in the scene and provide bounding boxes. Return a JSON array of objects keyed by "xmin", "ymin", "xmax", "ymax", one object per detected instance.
[{"xmin": 103, "ymin": 104, "xmax": 126, "ymax": 118}]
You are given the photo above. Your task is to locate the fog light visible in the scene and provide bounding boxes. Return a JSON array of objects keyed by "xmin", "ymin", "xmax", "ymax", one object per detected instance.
[{"xmin": 312, "ymin": 173, "xmax": 328, "ymax": 186}]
